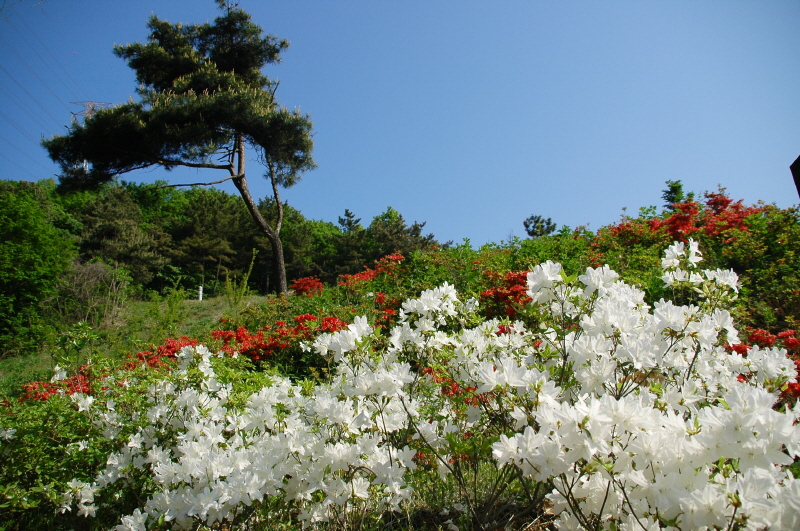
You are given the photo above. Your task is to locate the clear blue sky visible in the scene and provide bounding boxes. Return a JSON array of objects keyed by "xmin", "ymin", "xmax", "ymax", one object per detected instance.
[{"xmin": 2, "ymin": 1, "xmax": 799, "ymax": 246}]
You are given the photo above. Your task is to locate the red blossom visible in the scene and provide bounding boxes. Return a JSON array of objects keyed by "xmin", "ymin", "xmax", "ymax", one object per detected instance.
[
  {"xmin": 338, "ymin": 268, "xmax": 379, "ymax": 287},
  {"xmin": 480, "ymin": 270, "xmax": 531, "ymax": 318},
  {"xmin": 785, "ymin": 382, "xmax": 800, "ymax": 398},
  {"xmin": 290, "ymin": 276, "xmax": 325, "ymax": 297},
  {"xmin": 727, "ymin": 343, "xmax": 750, "ymax": 356},
  {"xmin": 496, "ymin": 324, "xmax": 514, "ymax": 335},
  {"xmin": 20, "ymin": 364, "xmax": 94, "ymax": 401},
  {"xmin": 321, "ymin": 317, "xmax": 348, "ymax": 332},
  {"xmin": 338, "ymin": 253, "xmax": 405, "ymax": 287},
  {"xmin": 748, "ymin": 329, "xmax": 777, "ymax": 348},
  {"xmin": 600, "ymin": 190, "xmax": 765, "ymax": 246}
]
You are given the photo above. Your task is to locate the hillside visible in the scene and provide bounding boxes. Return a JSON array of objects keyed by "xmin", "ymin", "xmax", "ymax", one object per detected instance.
[{"xmin": 1, "ymin": 184, "xmax": 800, "ymax": 530}]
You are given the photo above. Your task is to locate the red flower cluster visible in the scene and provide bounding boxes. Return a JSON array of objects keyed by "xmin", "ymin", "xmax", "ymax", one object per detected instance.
[
  {"xmin": 652, "ymin": 201, "xmax": 702, "ymax": 240},
  {"xmin": 18, "ymin": 312, "xmax": 354, "ymax": 401},
  {"xmin": 19, "ymin": 337, "xmax": 200, "ymax": 401},
  {"xmin": 588, "ymin": 240, "xmax": 604, "ymax": 269},
  {"xmin": 496, "ymin": 324, "xmax": 515, "ymax": 335},
  {"xmin": 125, "ymin": 337, "xmax": 199, "ymax": 369},
  {"xmin": 290, "ymin": 276, "xmax": 324, "ymax": 297},
  {"xmin": 372, "ymin": 291, "xmax": 401, "ymax": 329},
  {"xmin": 319, "ymin": 316, "xmax": 350, "ymax": 332},
  {"xmin": 413, "ymin": 450, "xmax": 436, "ymax": 468},
  {"xmin": 212, "ymin": 315, "xmax": 348, "ymax": 361},
  {"xmin": 479, "ymin": 270, "xmax": 532, "ymax": 318},
  {"xmin": 20, "ymin": 366, "xmax": 92, "ymax": 401},
  {"xmin": 613, "ymin": 191, "xmax": 764, "ymax": 244},
  {"xmin": 698, "ymin": 193, "xmax": 763, "ymax": 238},
  {"xmin": 377, "ymin": 252, "xmax": 405, "ymax": 269},
  {"xmin": 338, "ymin": 253, "xmax": 405, "ymax": 288},
  {"xmin": 726, "ymin": 328, "xmax": 800, "ymax": 403},
  {"xmin": 421, "ymin": 366, "xmax": 491, "ymax": 407},
  {"xmin": 338, "ymin": 268, "xmax": 379, "ymax": 287},
  {"xmin": 729, "ymin": 328, "xmax": 800, "ymax": 355}
]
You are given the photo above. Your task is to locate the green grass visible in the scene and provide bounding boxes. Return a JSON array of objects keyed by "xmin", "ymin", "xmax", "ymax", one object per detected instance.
[
  {"xmin": 0, "ymin": 292, "xmax": 272, "ymax": 399},
  {"xmin": 0, "ymin": 351, "xmax": 53, "ymax": 398}
]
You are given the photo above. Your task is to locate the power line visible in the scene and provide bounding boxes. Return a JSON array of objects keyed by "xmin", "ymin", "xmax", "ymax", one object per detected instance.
[
  {"xmin": 6, "ymin": 16, "xmax": 80, "ymax": 101},
  {"xmin": 0, "ymin": 78, "xmax": 55, "ymax": 133},
  {"xmin": 10, "ymin": 12, "xmax": 88, "ymax": 101},
  {"xmin": 0, "ymin": 62, "xmax": 64, "ymax": 127},
  {"xmin": 0, "ymin": 33, "xmax": 73, "ymax": 114},
  {"xmin": 70, "ymin": 101, "xmax": 113, "ymax": 119},
  {"xmin": 0, "ymin": 108, "xmax": 41, "ymax": 144},
  {"xmin": 0, "ymin": 151, "xmax": 42, "ymax": 180},
  {"xmin": 0, "ymin": 134, "xmax": 54, "ymax": 177}
]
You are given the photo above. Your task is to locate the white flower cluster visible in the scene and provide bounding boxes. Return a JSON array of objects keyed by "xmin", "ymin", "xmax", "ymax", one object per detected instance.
[
  {"xmin": 310, "ymin": 315, "xmax": 373, "ymax": 362},
  {"xmin": 62, "ymin": 242, "xmax": 800, "ymax": 530},
  {"xmin": 0, "ymin": 427, "xmax": 16, "ymax": 442},
  {"xmin": 68, "ymin": 341, "xmax": 418, "ymax": 529},
  {"xmin": 60, "ymin": 479, "xmax": 100, "ymax": 518},
  {"xmin": 661, "ymin": 238, "xmax": 740, "ymax": 295}
]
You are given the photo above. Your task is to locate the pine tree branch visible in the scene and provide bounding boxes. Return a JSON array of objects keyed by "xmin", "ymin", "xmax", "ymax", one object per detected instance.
[
  {"xmin": 156, "ymin": 158, "xmax": 233, "ymax": 171},
  {"xmin": 156, "ymin": 175, "xmax": 236, "ymax": 189}
]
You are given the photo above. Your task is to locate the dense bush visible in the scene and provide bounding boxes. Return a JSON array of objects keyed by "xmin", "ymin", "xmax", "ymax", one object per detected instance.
[
  {"xmin": 2, "ymin": 179, "xmax": 799, "ymax": 528},
  {"xmin": 3, "ymin": 239, "xmax": 800, "ymax": 530},
  {"xmin": 0, "ymin": 179, "xmax": 446, "ymax": 358},
  {"xmin": 0, "ymin": 181, "xmax": 77, "ymax": 354}
]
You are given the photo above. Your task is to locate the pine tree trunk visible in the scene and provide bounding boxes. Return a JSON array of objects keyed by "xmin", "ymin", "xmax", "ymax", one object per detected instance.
[
  {"xmin": 268, "ymin": 234, "xmax": 288, "ymax": 295},
  {"xmin": 230, "ymin": 134, "xmax": 289, "ymax": 295}
]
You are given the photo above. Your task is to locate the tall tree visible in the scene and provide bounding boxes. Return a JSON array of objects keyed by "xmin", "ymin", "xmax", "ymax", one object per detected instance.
[
  {"xmin": 0, "ymin": 181, "xmax": 77, "ymax": 354},
  {"xmin": 661, "ymin": 180, "xmax": 694, "ymax": 212},
  {"xmin": 73, "ymin": 185, "xmax": 170, "ymax": 286},
  {"xmin": 364, "ymin": 207, "xmax": 438, "ymax": 262},
  {"xmin": 42, "ymin": 1, "xmax": 314, "ymax": 294},
  {"xmin": 522, "ymin": 214, "xmax": 556, "ymax": 239}
]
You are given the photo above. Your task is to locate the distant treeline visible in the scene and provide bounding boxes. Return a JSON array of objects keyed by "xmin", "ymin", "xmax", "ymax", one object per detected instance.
[{"xmin": 0, "ymin": 179, "xmax": 441, "ymax": 355}]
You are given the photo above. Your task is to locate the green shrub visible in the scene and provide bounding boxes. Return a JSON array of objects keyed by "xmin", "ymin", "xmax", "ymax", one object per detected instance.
[{"xmin": 0, "ymin": 183, "xmax": 77, "ymax": 356}]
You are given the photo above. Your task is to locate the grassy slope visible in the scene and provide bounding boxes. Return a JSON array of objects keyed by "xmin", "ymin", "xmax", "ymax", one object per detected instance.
[{"xmin": 0, "ymin": 293, "xmax": 269, "ymax": 398}]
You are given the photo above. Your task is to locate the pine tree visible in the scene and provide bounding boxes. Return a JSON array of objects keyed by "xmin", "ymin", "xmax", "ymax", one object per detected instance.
[
  {"xmin": 522, "ymin": 214, "xmax": 556, "ymax": 239},
  {"xmin": 661, "ymin": 180, "xmax": 694, "ymax": 212},
  {"xmin": 42, "ymin": 1, "xmax": 314, "ymax": 294}
]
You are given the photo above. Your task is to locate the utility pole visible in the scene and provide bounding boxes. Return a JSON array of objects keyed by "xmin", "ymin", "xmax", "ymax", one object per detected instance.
[{"xmin": 70, "ymin": 101, "xmax": 112, "ymax": 119}]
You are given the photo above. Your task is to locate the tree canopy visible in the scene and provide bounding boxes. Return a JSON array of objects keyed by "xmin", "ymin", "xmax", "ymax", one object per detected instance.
[
  {"xmin": 522, "ymin": 214, "xmax": 556, "ymax": 239},
  {"xmin": 0, "ymin": 181, "xmax": 77, "ymax": 353},
  {"xmin": 43, "ymin": 0, "xmax": 314, "ymax": 294}
]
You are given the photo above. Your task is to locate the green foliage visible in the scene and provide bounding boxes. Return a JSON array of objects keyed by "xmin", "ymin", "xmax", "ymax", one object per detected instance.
[
  {"xmin": 661, "ymin": 179, "xmax": 694, "ymax": 211},
  {"xmin": 43, "ymin": 5, "xmax": 312, "ymax": 187},
  {"xmin": 54, "ymin": 261, "xmax": 132, "ymax": 329},
  {"xmin": 145, "ymin": 286, "xmax": 190, "ymax": 341},
  {"xmin": 333, "ymin": 209, "xmax": 368, "ymax": 278},
  {"xmin": 514, "ymin": 226, "xmax": 593, "ymax": 273},
  {"xmin": 522, "ymin": 214, "xmax": 556, "ymax": 239},
  {"xmin": 2, "ymin": 180, "xmax": 800, "ymax": 529},
  {"xmin": 53, "ymin": 322, "xmax": 99, "ymax": 378},
  {"xmin": 165, "ymin": 186, "xmax": 261, "ymax": 292},
  {"xmin": 0, "ymin": 182, "xmax": 77, "ymax": 355},
  {"xmin": 70, "ymin": 185, "xmax": 170, "ymax": 286},
  {"xmin": 721, "ymin": 206, "xmax": 800, "ymax": 330},
  {"xmin": 224, "ymin": 249, "xmax": 258, "ymax": 312},
  {"xmin": 41, "ymin": 1, "xmax": 315, "ymax": 295},
  {"xmin": 0, "ymin": 395, "xmax": 105, "ymax": 529},
  {"xmin": 364, "ymin": 207, "xmax": 438, "ymax": 262}
]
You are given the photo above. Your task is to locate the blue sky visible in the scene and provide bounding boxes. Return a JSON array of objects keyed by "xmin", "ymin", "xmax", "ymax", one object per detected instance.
[{"xmin": 1, "ymin": 1, "xmax": 799, "ymax": 246}]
